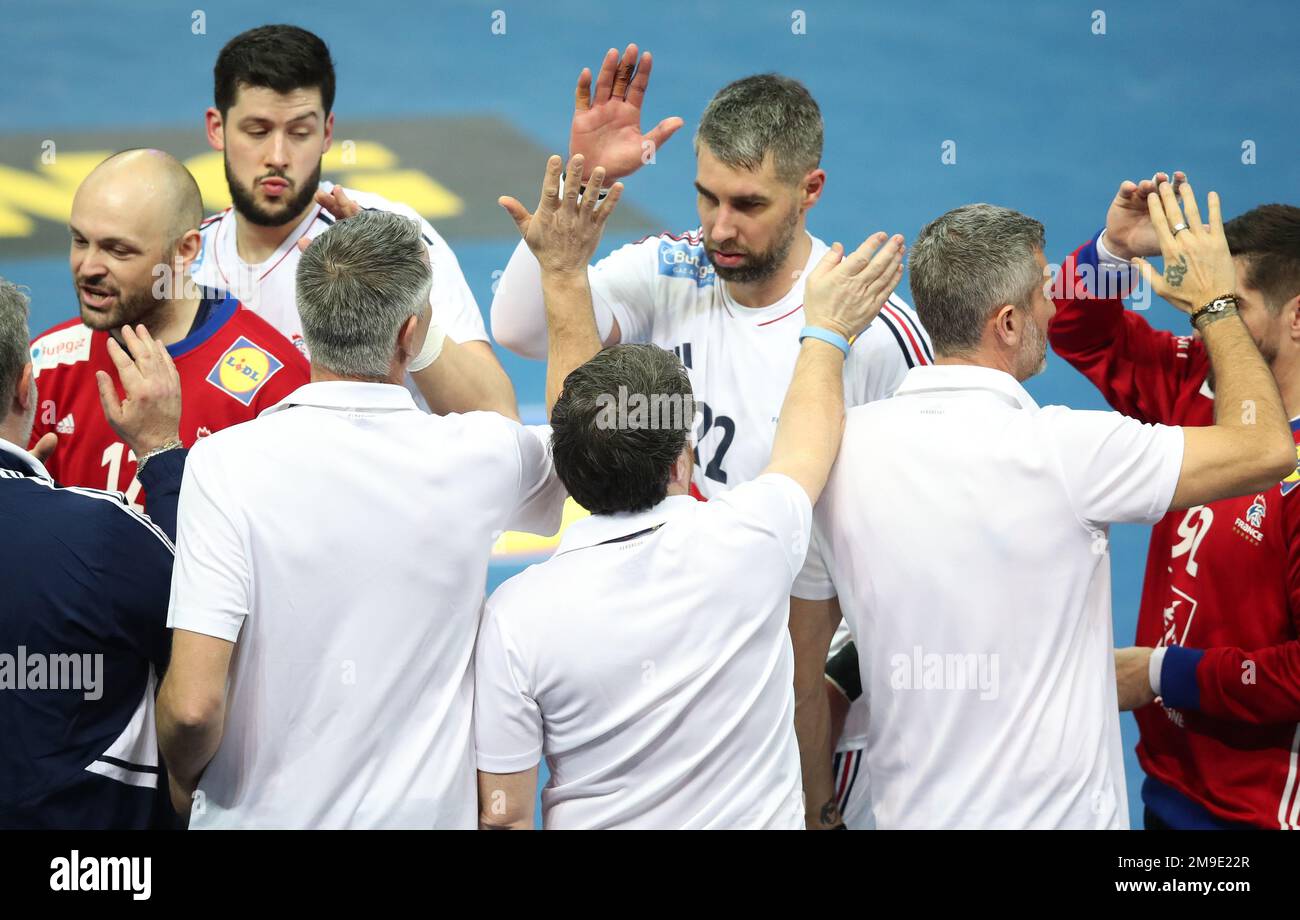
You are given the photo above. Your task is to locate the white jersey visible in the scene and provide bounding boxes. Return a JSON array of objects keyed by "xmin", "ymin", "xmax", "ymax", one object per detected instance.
[
  {"xmin": 589, "ymin": 229, "xmax": 932, "ymax": 499},
  {"xmin": 475, "ymin": 474, "xmax": 810, "ymax": 829},
  {"xmin": 193, "ymin": 180, "xmax": 487, "ymax": 356}
]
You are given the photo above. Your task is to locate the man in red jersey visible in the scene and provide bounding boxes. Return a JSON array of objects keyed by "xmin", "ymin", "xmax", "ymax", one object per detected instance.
[
  {"xmin": 1049, "ymin": 173, "xmax": 1300, "ymax": 829},
  {"xmin": 28, "ymin": 149, "xmax": 309, "ymax": 510}
]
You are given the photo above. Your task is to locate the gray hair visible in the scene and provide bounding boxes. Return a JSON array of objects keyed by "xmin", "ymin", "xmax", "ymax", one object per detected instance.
[
  {"xmin": 296, "ymin": 209, "xmax": 432, "ymax": 379},
  {"xmin": 696, "ymin": 74, "xmax": 823, "ymax": 184},
  {"xmin": 0, "ymin": 277, "xmax": 32, "ymax": 403},
  {"xmin": 907, "ymin": 204, "xmax": 1046, "ymax": 357}
]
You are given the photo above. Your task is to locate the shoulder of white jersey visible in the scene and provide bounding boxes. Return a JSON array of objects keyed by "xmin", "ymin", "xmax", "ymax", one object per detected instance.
[
  {"xmin": 619, "ymin": 227, "xmax": 713, "ymax": 288},
  {"xmin": 319, "ymin": 184, "xmax": 439, "ymax": 248},
  {"xmin": 858, "ymin": 294, "xmax": 934, "ymax": 369},
  {"xmin": 199, "ymin": 208, "xmax": 230, "ymax": 234}
]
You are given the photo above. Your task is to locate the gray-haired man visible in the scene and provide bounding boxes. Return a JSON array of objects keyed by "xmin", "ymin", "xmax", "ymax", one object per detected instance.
[
  {"xmin": 791, "ymin": 184, "xmax": 1295, "ymax": 828},
  {"xmin": 157, "ymin": 210, "xmax": 567, "ymax": 829},
  {"xmin": 492, "ymin": 50, "xmax": 929, "ymax": 827}
]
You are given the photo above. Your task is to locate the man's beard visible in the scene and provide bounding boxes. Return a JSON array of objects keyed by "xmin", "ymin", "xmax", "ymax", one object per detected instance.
[
  {"xmin": 226, "ymin": 156, "xmax": 322, "ymax": 228},
  {"xmin": 1018, "ymin": 309, "xmax": 1048, "ymax": 380},
  {"xmin": 74, "ymin": 271, "xmax": 162, "ymax": 332},
  {"xmin": 705, "ymin": 205, "xmax": 801, "ymax": 284}
]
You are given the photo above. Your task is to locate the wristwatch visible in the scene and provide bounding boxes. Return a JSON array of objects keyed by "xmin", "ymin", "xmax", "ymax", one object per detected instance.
[{"xmin": 1190, "ymin": 294, "xmax": 1239, "ymax": 330}]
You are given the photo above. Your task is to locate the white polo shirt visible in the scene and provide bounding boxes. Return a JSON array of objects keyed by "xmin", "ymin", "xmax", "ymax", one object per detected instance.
[
  {"xmin": 167, "ymin": 381, "xmax": 565, "ymax": 829},
  {"xmin": 475, "ymin": 473, "xmax": 811, "ymax": 829},
  {"xmin": 794, "ymin": 364, "xmax": 1185, "ymax": 830}
]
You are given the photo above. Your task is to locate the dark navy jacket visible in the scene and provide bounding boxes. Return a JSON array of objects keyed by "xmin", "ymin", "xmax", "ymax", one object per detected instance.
[{"xmin": 0, "ymin": 438, "xmax": 186, "ymax": 828}]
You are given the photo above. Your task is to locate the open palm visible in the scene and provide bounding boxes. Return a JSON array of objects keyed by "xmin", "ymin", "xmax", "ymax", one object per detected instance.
[{"xmin": 569, "ymin": 44, "xmax": 684, "ymax": 181}]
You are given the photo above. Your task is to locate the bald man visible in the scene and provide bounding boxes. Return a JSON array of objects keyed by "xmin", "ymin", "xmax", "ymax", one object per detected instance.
[{"xmin": 29, "ymin": 149, "xmax": 308, "ymax": 508}]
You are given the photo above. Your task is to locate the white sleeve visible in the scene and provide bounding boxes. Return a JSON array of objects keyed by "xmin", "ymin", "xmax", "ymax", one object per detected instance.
[
  {"xmin": 792, "ymin": 520, "xmax": 837, "ymax": 601},
  {"xmin": 423, "ymin": 221, "xmax": 488, "ymax": 344},
  {"xmin": 474, "ymin": 593, "xmax": 543, "ymax": 773},
  {"xmin": 489, "ymin": 239, "xmax": 620, "ymax": 359},
  {"xmin": 166, "ymin": 442, "xmax": 249, "ymax": 643},
  {"xmin": 587, "ymin": 236, "xmax": 662, "ymax": 344},
  {"xmin": 505, "ymin": 422, "xmax": 567, "ymax": 536},
  {"xmin": 708, "ymin": 472, "xmax": 813, "ymax": 581},
  {"xmin": 1040, "ymin": 407, "xmax": 1186, "ymax": 527}
]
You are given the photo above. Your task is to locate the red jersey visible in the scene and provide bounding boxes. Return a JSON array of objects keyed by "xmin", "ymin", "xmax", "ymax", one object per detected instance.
[
  {"xmin": 29, "ymin": 294, "xmax": 309, "ymax": 511},
  {"xmin": 1049, "ymin": 237, "xmax": 1300, "ymax": 829}
]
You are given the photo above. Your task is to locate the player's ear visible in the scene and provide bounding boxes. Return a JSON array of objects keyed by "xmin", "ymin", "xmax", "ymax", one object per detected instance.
[
  {"xmin": 14, "ymin": 362, "xmax": 34, "ymax": 414},
  {"xmin": 800, "ymin": 168, "xmax": 827, "ymax": 213},
  {"xmin": 322, "ymin": 112, "xmax": 335, "ymax": 155},
  {"xmin": 205, "ymin": 107, "xmax": 225, "ymax": 152},
  {"xmin": 175, "ymin": 229, "xmax": 203, "ymax": 271},
  {"xmin": 1285, "ymin": 294, "xmax": 1300, "ymax": 342},
  {"xmin": 397, "ymin": 314, "xmax": 421, "ymax": 364},
  {"xmin": 993, "ymin": 303, "xmax": 1019, "ymax": 347}
]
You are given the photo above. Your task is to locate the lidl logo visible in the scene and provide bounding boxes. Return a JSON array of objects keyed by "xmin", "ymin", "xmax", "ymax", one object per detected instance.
[{"xmin": 206, "ymin": 336, "xmax": 283, "ymax": 406}]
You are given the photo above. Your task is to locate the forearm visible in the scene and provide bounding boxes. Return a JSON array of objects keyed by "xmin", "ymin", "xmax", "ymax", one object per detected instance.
[
  {"xmin": 156, "ymin": 699, "xmax": 225, "ymax": 789},
  {"xmin": 1202, "ymin": 314, "xmax": 1290, "ymax": 453},
  {"xmin": 789, "ymin": 595, "xmax": 843, "ymax": 828},
  {"xmin": 795, "ymin": 681, "xmax": 838, "ymax": 828},
  {"xmin": 490, "ymin": 240, "xmax": 551, "ymax": 359},
  {"xmin": 766, "ymin": 340, "xmax": 846, "ymax": 504},
  {"xmin": 411, "ymin": 339, "xmax": 519, "ymax": 420},
  {"xmin": 1161, "ymin": 642, "xmax": 1300, "ymax": 724},
  {"xmin": 1047, "ymin": 241, "xmax": 1177, "ymax": 423},
  {"xmin": 135, "ymin": 447, "xmax": 188, "ymax": 543},
  {"xmin": 543, "ymin": 272, "xmax": 604, "ymax": 418}
]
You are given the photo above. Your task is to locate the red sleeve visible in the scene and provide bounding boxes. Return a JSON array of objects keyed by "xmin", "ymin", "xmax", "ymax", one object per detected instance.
[
  {"xmin": 1047, "ymin": 240, "xmax": 1197, "ymax": 425},
  {"xmin": 1186, "ymin": 490, "xmax": 1300, "ymax": 724}
]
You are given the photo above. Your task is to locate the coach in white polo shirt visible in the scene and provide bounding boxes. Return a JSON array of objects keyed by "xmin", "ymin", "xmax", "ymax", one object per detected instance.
[
  {"xmin": 156, "ymin": 209, "xmax": 566, "ymax": 829},
  {"xmin": 473, "ymin": 154, "xmax": 906, "ymax": 829},
  {"xmin": 792, "ymin": 184, "xmax": 1295, "ymax": 829}
]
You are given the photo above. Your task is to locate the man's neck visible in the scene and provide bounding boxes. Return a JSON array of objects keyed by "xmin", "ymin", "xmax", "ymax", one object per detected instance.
[
  {"xmin": 725, "ymin": 231, "xmax": 812, "ymax": 309},
  {"xmin": 310, "ymin": 365, "xmax": 405, "ymax": 387},
  {"xmin": 131, "ymin": 297, "xmax": 202, "ymax": 348},
  {"xmin": 233, "ymin": 205, "xmax": 312, "ymax": 265},
  {"xmin": 934, "ymin": 349, "xmax": 1019, "ymax": 378}
]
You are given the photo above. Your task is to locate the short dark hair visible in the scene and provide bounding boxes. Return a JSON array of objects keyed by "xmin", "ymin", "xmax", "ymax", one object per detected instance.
[
  {"xmin": 214, "ymin": 25, "xmax": 336, "ymax": 116},
  {"xmin": 1224, "ymin": 204, "xmax": 1300, "ymax": 313},
  {"xmin": 696, "ymin": 73, "xmax": 823, "ymax": 184},
  {"xmin": 551, "ymin": 345, "xmax": 695, "ymax": 515}
]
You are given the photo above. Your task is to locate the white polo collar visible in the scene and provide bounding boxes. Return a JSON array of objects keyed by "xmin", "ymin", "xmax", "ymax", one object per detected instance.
[
  {"xmin": 893, "ymin": 364, "xmax": 1040, "ymax": 412},
  {"xmin": 0, "ymin": 437, "xmax": 51, "ymax": 479},
  {"xmin": 259, "ymin": 380, "xmax": 419, "ymax": 417},
  {"xmin": 556, "ymin": 494, "xmax": 699, "ymax": 555}
]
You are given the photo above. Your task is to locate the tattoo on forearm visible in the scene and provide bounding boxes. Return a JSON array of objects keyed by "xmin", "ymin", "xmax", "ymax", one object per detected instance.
[
  {"xmin": 820, "ymin": 799, "xmax": 842, "ymax": 827},
  {"xmin": 1165, "ymin": 254, "xmax": 1188, "ymax": 288}
]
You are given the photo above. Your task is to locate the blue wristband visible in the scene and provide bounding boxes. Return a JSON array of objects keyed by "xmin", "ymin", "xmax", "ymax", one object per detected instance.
[{"xmin": 799, "ymin": 325, "xmax": 850, "ymax": 357}]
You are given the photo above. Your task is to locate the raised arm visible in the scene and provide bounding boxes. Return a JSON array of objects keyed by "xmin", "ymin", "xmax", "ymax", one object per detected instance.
[
  {"xmin": 1131, "ymin": 180, "xmax": 1295, "ymax": 509},
  {"xmin": 764, "ymin": 233, "xmax": 905, "ymax": 504},
  {"xmin": 1048, "ymin": 171, "xmax": 1199, "ymax": 424},
  {"xmin": 499, "ymin": 154, "xmax": 623, "ymax": 419}
]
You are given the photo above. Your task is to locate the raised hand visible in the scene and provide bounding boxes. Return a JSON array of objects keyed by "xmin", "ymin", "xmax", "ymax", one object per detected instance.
[
  {"xmin": 1104, "ymin": 170, "xmax": 1186, "ymax": 260},
  {"xmin": 95, "ymin": 324, "xmax": 182, "ymax": 458},
  {"xmin": 1132, "ymin": 180, "xmax": 1236, "ymax": 314},
  {"xmin": 802, "ymin": 233, "xmax": 906, "ymax": 341},
  {"xmin": 499, "ymin": 154, "xmax": 623, "ymax": 277},
  {"xmin": 569, "ymin": 44, "xmax": 684, "ymax": 182},
  {"xmin": 297, "ymin": 186, "xmax": 363, "ymax": 253}
]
